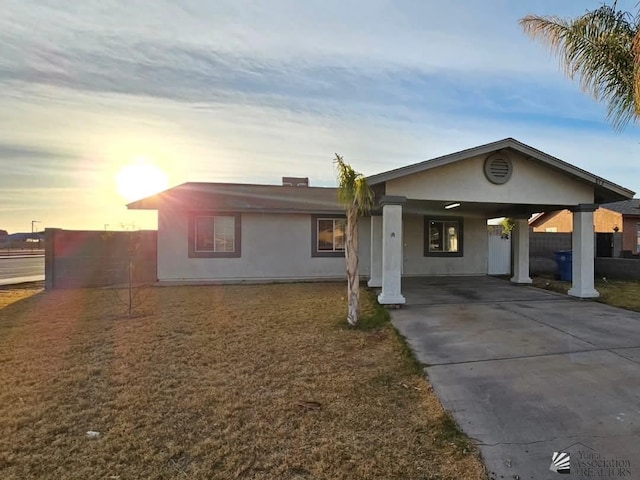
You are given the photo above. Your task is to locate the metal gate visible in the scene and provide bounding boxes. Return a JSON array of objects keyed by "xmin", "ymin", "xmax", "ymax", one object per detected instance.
[
  {"xmin": 488, "ymin": 228, "xmax": 511, "ymax": 275},
  {"xmin": 596, "ymin": 233, "xmax": 613, "ymax": 257}
]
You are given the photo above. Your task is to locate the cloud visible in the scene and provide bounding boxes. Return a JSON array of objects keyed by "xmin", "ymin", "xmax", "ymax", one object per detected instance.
[
  {"xmin": 0, "ymin": 143, "xmax": 72, "ymax": 159},
  {"xmin": 1, "ymin": 0, "xmax": 640, "ymax": 233},
  {"xmin": 0, "ymin": 0, "xmax": 570, "ymax": 107},
  {"xmin": 1, "ymin": 0, "xmax": 556, "ymax": 74},
  {"xmin": 0, "ymin": 0, "xmax": 620, "ymax": 133},
  {"xmin": 0, "ymin": 142, "xmax": 83, "ymax": 188}
]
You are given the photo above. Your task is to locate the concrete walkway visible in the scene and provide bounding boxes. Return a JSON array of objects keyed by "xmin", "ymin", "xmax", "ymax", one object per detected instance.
[{"xmin": 391, "ymin": 276, "xmax": 640, "ymax": 479}]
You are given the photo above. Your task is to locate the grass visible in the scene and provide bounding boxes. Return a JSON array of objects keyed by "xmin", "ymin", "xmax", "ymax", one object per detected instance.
[
  {"xmin": 341, "ymin": 289, "xmax": 427, "ymax": 375},
  {"xmin": 0, "ymin": 283, "xmax": 43, "ymax": 309},
  {"xmin": 0, "ymin": 283, "xmax": 486, "ymax": 480},
  {"xmin": 532, "ymin": 275, "xmax": 640, "ymax": 311}
]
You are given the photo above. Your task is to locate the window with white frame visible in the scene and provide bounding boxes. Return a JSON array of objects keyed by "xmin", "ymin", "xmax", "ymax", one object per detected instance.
[
  {"xmin": 424, "ymin": 217, "xmax": 463, "ymax": 257},
  {"xmin": 636, "ymin": 223, "xmax": 640, "ymax": 253},
  {"xmin": 312, "ymin": 216, "xmax": 346, "ymax": 257},
  {"xmin": 189, "ymin": 213, "xmax": 241, "ymax": 258}
]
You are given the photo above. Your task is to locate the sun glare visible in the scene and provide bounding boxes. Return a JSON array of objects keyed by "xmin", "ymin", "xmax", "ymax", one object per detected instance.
[{"xmin": 116, "ymin": 160, "xmax": 169, "ymax": 201}]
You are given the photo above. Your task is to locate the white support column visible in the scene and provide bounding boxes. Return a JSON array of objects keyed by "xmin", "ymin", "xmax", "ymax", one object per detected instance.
[
  {"xmin": 367, "ymin": 215, "xmax": 383, "ymax": 288},
  {"xmin": 378, "ymin": 196, "xmax": 406, "ymax": 305},
  {"xmin": 569, "ymin": 205, "xmax": 599, "ymax": 299},
  {"xmin": 511, "ymin": 218, "xmax": 532, "ymax": 284}
]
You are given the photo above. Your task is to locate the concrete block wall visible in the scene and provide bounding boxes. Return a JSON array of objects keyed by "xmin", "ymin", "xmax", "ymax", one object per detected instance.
[
  {"xmin": 529, "ymin": 232, "xmax": 572, "ymax": 274},
  {"xmin": 595, "ymin": 258, "xmax": 640, "ymax": 280}
]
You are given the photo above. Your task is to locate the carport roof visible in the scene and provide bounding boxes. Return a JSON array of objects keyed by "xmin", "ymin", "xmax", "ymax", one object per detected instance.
[{"xmin": 366, "ymin": 137, "xmax": 634, "ymax": 203}]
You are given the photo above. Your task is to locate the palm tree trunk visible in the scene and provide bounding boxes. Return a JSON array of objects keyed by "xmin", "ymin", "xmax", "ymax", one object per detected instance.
[{"xmin": 346, "ymin": 208, "xmax": 359, "ymax": 326}]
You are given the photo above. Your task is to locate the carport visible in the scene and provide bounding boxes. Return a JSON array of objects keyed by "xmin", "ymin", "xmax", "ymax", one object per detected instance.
[
  {"xmin": 365, "ymin": 138, "xmax": 634, "ymax": 304},
  {"xmin": 392, "ymin": 276, "xmax": 640, "ymax": 478}
]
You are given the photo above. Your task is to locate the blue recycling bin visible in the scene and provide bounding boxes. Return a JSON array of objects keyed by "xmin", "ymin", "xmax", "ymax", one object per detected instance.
[{"xmin": 554, "ymin": 250, "xmax": 573, "ymax": 282}]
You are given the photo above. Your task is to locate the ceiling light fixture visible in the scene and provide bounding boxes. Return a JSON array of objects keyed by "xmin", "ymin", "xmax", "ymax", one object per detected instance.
[{"xmin": 445, "ymin": 202, "xmax": 461, "ymax": 210}]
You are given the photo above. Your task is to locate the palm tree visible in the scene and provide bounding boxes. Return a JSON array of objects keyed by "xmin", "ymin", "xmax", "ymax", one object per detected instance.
[
  {"xmin": 520, "ymin": 4, "xmax": 640, "ymax": 130},
  {"xmin": 334, "ymin": 154, "xmax": 374, "ymax": 326}
]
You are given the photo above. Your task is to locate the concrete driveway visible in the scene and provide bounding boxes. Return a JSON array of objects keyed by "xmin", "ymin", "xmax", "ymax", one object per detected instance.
[{"xmin": 391, "ymin": 276, "xmax": 640, "ymax": 479}]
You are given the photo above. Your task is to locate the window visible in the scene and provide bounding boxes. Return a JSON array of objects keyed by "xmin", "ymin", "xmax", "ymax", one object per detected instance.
[
  {"xmin": 424, "ymin": 217, "xmax": 463, "ymax": 257},
  {"xmin": 636, "ymin": 223, "xmax": 640, "ymax": 253},
  {"xmin": 188, "ymin": 213, "xmax": 241, "ymax": 258},
  {"xmin": 545, "ymin": 227, "xmax": 558, "ymax": 233},
  {"xmin": 311, "ymin": 215, "xmax": 346, "ymax": 257}
]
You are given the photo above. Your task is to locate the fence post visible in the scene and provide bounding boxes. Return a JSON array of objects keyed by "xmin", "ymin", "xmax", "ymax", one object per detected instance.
[{"xmin": 44, "ymin": 228, "xmax": 59, "ymax": 290}]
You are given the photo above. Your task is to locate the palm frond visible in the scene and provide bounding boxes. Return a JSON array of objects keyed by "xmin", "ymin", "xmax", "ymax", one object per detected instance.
[
  {"xmin": 521, "ymin": 5, "xmax": 640, "ymax": 130},
  {"xmin": 354, "ymin": 176, "xmax": 375, "ymax": 215},
  {"xmin": 334, "ymin": 153, "xmax": 374, "ymax": 214}
]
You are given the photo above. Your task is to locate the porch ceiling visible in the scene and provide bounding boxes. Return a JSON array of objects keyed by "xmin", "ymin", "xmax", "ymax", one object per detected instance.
[{"xmin": 391, "ymin": 199, "xmax": 570, "ymax": 218}]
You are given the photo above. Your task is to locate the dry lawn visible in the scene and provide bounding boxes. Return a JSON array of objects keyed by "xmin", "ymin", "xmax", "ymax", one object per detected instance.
[
  {"xmin": 0, "ymin": 283, "xmax": 486, "ymax": 480},
  {"xmin": 532, "ymin": 275, "xmax": 640, "ymax": 311},
  {"xmin": 0, "ymin": 283, "xmax": 43, "ymax": 309}
]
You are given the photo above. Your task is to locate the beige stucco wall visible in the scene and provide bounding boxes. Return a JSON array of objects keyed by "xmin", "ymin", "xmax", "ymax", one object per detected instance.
[
  {"xmin": 532, "ymin": 208, "xmax": 623, "ymax": 233},
  {"xmin": 385, "ymin": 152, "xmax": 594, "ymax": 205},
  {"xmin": 157, "ymin": 208, "xmax": 371, "ymax": 282},
  {"xmin": 157, "ymin": 208, "xmax": 490, "ymax": 281},
  {"xmin": 531, "ymin": 210, "xmax": 573, "ymax": 233},
  {"xmin": 401, "ymin": 215, "xmax": 488, "ymax": 275}
]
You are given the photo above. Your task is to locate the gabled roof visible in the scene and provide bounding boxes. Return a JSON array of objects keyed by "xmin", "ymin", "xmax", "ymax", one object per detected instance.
[
  {"xmin": 600, "ymin": 198, "xmax": 640, "ymax": 215},
  {"xmin": 127, "ymin": 182, "xmax": 342, "ymax": 213},
  {"xmin": 367, "ymin": 137, "xmax": 634, "ymax": 203},
  {"xmin": 528, "ymin": 211, "xmax": 562, "ymax": 228},
  {"xmin": 528, "ymin": 212, "xmax": 548, "ymax": 227}
]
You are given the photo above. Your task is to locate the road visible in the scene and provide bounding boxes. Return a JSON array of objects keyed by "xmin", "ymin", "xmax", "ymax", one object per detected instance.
[{"xmin": 0, "ymin": 256, "xmax": 45, "ymax": 285}]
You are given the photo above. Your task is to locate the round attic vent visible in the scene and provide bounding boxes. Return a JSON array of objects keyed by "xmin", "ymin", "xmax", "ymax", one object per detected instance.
[{"xmin": 484, "ymin": 152, "xmax": 513, "ymax": 184}]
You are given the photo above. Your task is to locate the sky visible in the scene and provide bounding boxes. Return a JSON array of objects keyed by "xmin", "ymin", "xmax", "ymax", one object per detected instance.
[{"xmin": 2, "ymin": 0, "xmax": 640, "ymax": 233}]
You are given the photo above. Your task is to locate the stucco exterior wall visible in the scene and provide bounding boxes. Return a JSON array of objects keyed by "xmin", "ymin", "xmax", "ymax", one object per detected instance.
[
  {"xmin": 157, "ymin": 208, "xmax": 371, "ymax": 282},
  {"xmin": 531, "ymin": 210, "xmax": 573, "ymax": 233},
  {"xmin": 385, "ymin": 152, "xmax": 594, "ymax": 205},
  {"xmin": 532, "ymin": 209, "xmax": 623, "ymax": 233},
  {"xmin": 157, "ymin": 208, "xmax": 490, "ymax": 281},
  {"xmin": 401, "ymin": 215, "xmax": 488, "ymax": 275}
]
